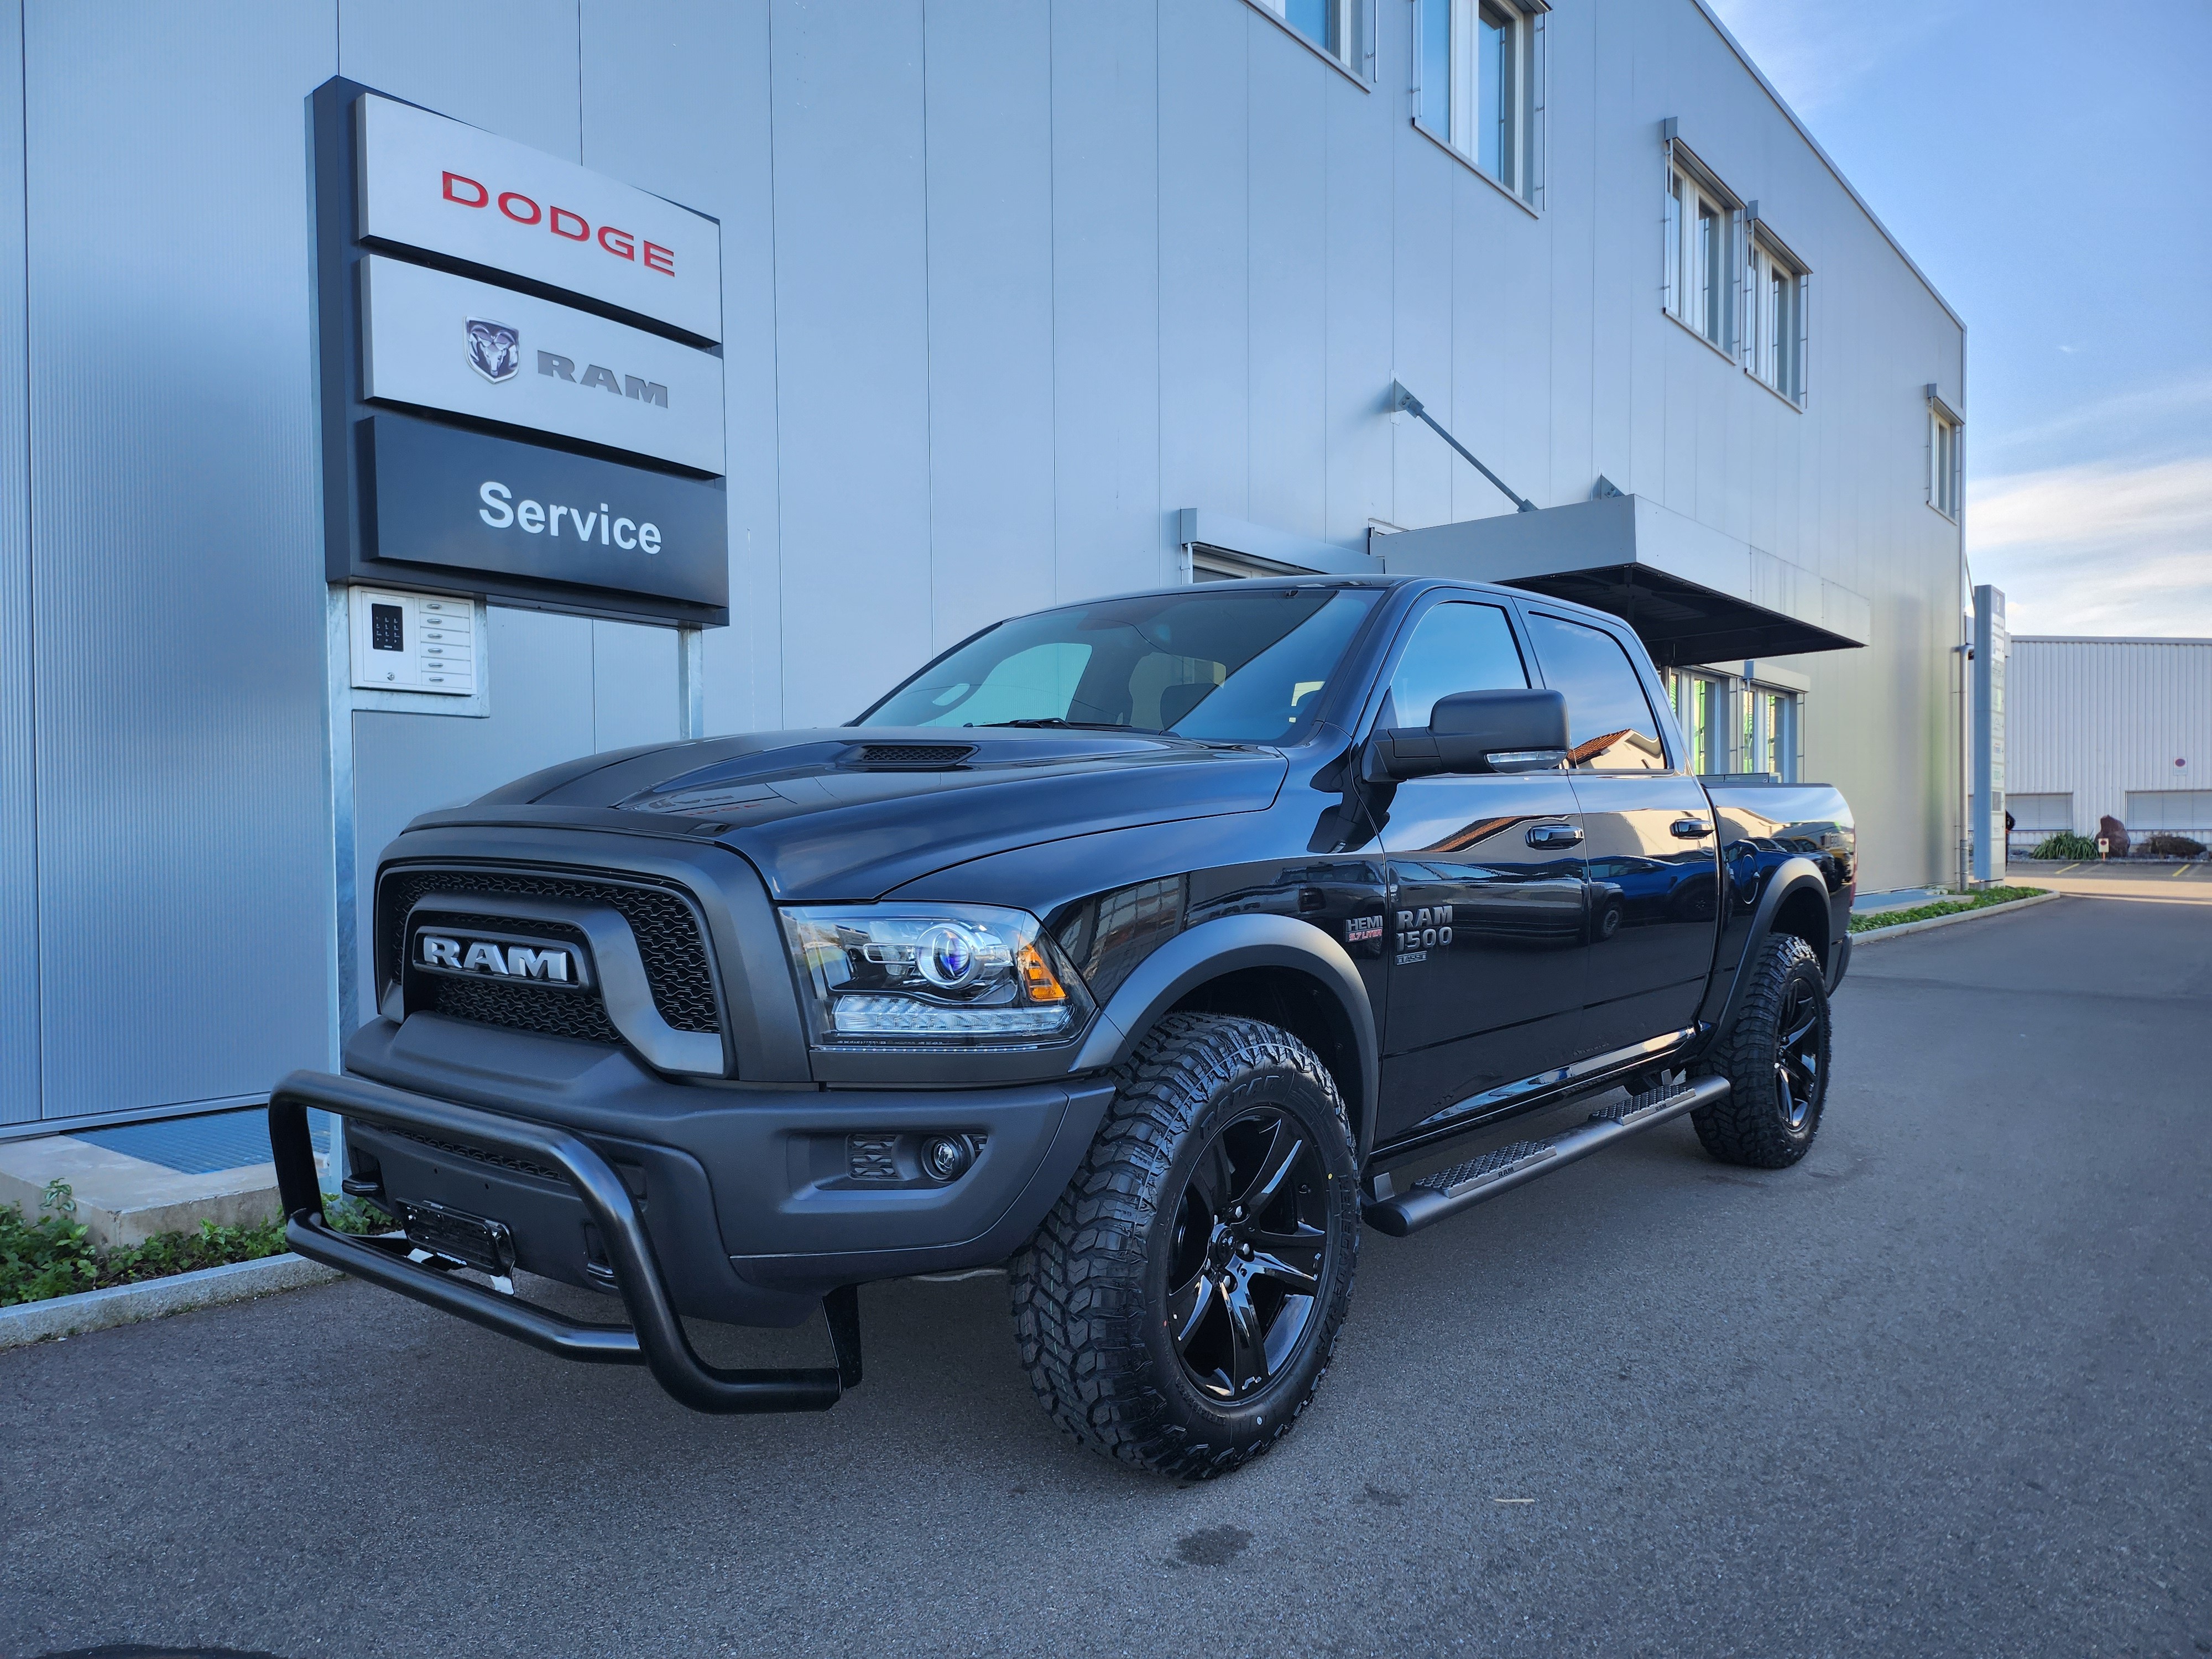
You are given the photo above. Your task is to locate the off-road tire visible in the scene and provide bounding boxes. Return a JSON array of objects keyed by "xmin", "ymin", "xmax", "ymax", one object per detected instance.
[
  {"xmin": 1008, "ymin": 1013, "xmax": 1360, "ymax": 1479},
  {"xmin": 1692, "ymin": 932, "xmax": 1831, "ymax": 1168}
]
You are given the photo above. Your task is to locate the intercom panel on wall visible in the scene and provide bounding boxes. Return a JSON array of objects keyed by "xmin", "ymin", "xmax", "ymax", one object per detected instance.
[{"xmin": 347, "ymin": 586, "xmax": 481, "ymax": 696}]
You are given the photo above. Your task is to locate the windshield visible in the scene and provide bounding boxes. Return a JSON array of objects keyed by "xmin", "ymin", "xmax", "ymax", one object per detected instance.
[{"xmin": 858, "ymin": 586, "xmax": 1381, "ymax": 744}]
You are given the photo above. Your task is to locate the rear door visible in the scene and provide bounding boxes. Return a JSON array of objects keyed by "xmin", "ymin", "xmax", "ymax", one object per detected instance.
[
  {"xmin": 1520, "ymin": 609, "xmax": 1720, "ymax": 1061},
  {"xmin": 1373, "ymin": 598, "xmax": 1589, "ymax": 1141}
]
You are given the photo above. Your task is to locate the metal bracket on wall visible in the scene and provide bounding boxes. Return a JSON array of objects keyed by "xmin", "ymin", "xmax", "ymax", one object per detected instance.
[{"xmin": 1387, "ymin": 382, "xmax": 1538, "ymax": 514}]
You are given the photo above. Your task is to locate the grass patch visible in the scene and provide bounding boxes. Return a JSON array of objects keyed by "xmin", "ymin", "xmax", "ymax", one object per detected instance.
[
  {"xmin": 1849, "ymin": 885, "xmax": 2047, "ymax": 935},
  {"xmin": 0, "ymin": 1182, "xmax": 395, "ymax": 1308}
]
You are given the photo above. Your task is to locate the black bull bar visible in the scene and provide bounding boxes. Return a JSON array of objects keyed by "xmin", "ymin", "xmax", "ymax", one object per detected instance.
[{"xmin": 268, "ymin": 1070, "xmax": 860, "ymax": 1414}]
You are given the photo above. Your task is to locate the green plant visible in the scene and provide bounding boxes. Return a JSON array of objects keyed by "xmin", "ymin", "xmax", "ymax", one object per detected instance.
[
  {"xmin": 2029, "ymin": 831, "xmax": 2101, "ymax": 860},
  {"xmin": 1849, "ymin": 885, "xmax": 2047, "ymax": 934},
  {"xmin": 2134, "ymin": 833, "xmax": 2205, "ymax": 858},
  {"xmin": 0, "ymin": 1179, "xmax": 290, "ymax": 1308},
  {"xmin": 0, "ymin": 1181, "xmax": 101, "ymax": 1305},
  {"xmin": 320, "ymin": 1194, "xmax": 400, "ymax": 1235}
]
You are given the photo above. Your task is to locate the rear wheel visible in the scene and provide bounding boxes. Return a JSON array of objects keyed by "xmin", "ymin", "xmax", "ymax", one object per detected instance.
[
  {"xmin": 1692, "ymin": 932, "xmax": 1830, "ymax": 1168},
  {"xmin": 1009, "ymin": 1013, "xmax": 1359, "ymax": 1479}
]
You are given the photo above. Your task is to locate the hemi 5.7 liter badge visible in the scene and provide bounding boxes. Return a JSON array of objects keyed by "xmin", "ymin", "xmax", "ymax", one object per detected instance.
[{"xmin": 414, "ymin": 929, "xmax": 589, "ymax": 987}]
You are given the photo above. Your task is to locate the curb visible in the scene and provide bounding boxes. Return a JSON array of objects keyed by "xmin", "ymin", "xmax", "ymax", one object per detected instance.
[
  {"xmin": 1849, "ymin": 890, "xmax": 2064, "ymax": 946},
  {"xmin": 0, "ymin": 1252, "xmax": 342, "ymax": 1351}
]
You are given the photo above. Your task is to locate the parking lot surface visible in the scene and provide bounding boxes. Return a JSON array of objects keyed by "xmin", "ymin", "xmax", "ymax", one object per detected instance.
[{"xmin": 6, "ymin": 891, "xmax": 2208, "ymax": 1658}]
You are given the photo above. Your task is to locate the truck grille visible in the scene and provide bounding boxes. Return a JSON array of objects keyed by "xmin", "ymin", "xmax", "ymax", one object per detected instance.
[
  {"xmin": 379, "ymin": 867, "xmax": 723, "ymax": 1041},
  {"xmin": 384, "ymin": 1125, "xmax": 565, "ymax": 1184},
  {"xmin": 426, "ymin": 973, "xmax": 624, "ymax": 1046}
]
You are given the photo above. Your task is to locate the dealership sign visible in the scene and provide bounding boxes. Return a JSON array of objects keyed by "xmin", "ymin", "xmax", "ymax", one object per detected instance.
[
  {"xmin": 359, "ymin": 256, "xmax": 725, "ymax": 473},
  {"xmin": 354, "ymin": 92, "xmax": 723, "ymax": 343},
  {"xmin": 364, "ymin": 415, "xmax": 727, "ymax": 610},
  {"xmin": 315, "ymin": 78, "xmax": 728, "ymax": 625}
]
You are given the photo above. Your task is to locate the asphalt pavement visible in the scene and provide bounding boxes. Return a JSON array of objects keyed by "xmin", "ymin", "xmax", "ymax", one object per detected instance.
[{"xmin": 6, "ymin": 889, "xmax": 2208, "ymax": 1658}]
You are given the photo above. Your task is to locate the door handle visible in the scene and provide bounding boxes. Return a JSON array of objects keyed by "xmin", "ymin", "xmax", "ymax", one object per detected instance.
[
  {"xmin": 1671, "ymin": 818, "xmax": 1713, "ymax": 839},
  {"xmin": 1526, "ymin": 823, "xmax": 1583, "ymax": 849}
]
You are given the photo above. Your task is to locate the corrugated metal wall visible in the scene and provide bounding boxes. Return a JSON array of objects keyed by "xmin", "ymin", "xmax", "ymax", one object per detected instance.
[
  {"xmin": 0, "ymin": 0, "xmax": 1965, "ymax": 1127},
  {"xmin": 2011, "ymin": 637, "xmax": 2212, "ymax": 836},
  {"xmin": 0, "ymin": 0, "xmax": 32, "ymax": 1123},
  {"xmin": 17, "ymin": 2, "xmax": 332, "ymax": 1125}
]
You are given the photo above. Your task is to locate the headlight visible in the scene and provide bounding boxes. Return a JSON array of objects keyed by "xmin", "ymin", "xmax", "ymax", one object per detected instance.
[{"xmin": 779, "ymin": 905, "xmax": 1094, "ymax": 1048}]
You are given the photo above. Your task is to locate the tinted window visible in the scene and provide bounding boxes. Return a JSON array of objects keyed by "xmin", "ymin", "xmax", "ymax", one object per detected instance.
[
  {"xmin": 1387, "ymin": 601, "xmax": 1528, "ymax": 728},
  {"xmin": 1525, "ymin": 613, "xmax": 1669, "ymax": 771},
  {"xmin": 858, "ymin": 586, "xmax": 1380, "ymax": 745}
]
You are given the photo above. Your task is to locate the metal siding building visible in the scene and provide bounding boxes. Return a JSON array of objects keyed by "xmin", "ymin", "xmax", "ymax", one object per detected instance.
[
  {"xmin": 0, "ymin": 0, "xmax": 1965, "ymax": 1131},
  {"xmin": 2008, "ymin": 638, "xmax": 2212, "ymax": 844}
]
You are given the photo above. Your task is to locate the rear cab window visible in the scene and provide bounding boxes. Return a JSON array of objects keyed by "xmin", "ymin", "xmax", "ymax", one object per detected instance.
[{"xmin": 1522, "ymin": 612, "xmax": 1672, "ymax": 771}]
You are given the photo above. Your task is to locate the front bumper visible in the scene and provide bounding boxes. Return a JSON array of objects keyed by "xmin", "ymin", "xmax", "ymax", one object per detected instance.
[
  {"xmin": 275, "ymin": 1012, "xmax": 1116, "ymax": 1411},
  {"xmin": 270, "ymin": 1072, "xmax": 859, "ymax": 1414}
]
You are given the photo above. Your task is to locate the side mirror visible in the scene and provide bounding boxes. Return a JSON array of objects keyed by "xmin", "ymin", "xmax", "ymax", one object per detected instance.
[{"xmin": 1366, "ymin": 688, "xmax": 1569, "ymax": 781}]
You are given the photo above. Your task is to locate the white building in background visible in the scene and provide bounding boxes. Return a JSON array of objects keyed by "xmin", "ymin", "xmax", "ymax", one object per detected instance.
[{"xmin": 2008, "ymin": 637, "xmax": 2212, "ymax": 847}]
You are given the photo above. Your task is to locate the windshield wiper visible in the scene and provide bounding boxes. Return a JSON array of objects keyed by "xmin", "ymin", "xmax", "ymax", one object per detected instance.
[{"xmin": 975, "ymin": 718, "xmax": 1159, "ymax": 732}]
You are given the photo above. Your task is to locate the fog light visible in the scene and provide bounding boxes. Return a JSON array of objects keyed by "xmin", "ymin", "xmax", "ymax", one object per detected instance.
[{"xmin": 922, "ymin": 1135, "xmax": 973, "ymax": 1182}]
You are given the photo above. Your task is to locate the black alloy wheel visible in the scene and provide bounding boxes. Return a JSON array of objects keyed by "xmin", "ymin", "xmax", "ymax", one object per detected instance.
[
  {"xmin": 1009, "ymin": 1013, "xmax": 1360, "ymax": 1478},
  {"xmin": 1773, "ymin": 973, "xmax": 1822, "ymax": 1131},
  {"xmin": 1164, "ymin": 1107, "xmax": 1335, "ymax": 1402},
  {"xmin": 1691, "ymin": 931, "xmax": 1831, "ymax": 1168}
]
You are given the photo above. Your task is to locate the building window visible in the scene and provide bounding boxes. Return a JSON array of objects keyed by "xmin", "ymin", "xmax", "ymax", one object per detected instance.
[
  {"xmin": 1190, "ymin": 546, "xmax": 1313, "ymax": 582},
  {"xmin": 1668, "ymin": 669, "xmax": 1726, "ymax": 774},
  {"xmin": 1749, "ymin": 232, "xmax": 1806, "ymax": 401},
  {"xmin": 1417, "ymin": 0, "xmax": 1541, "ymax": 202},
  {"xmin": 1931, "ymin": 403, "xmax": 1963, "ymax": 519},
  {"xmin": 1667, "ymin": 669, "xmax": 1796, "ymax": 778},
  {"xmin": 2007, "ymin": 792, "xmax": 2074, "ymax": 842},
  {"xmin": 1745, "ymin": 685, "xmax": 1799, "ymax": 780},
  {"xmin": 1663, "ymin": 160, "xmax": 1734, "ymax": 349},
  {"xmin": 1260, "ymin": 0, "xmax": 1358, "ymax": 67}
]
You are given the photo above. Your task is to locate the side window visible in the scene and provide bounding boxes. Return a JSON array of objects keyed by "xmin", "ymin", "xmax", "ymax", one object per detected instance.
[
  {"xmin": 1525, "ymin": 613, "xmax": 1668, "ymax": 771},
  {"xmin": 1387, "ymin": 602, "xmax": 1528, "ymax": 728}
]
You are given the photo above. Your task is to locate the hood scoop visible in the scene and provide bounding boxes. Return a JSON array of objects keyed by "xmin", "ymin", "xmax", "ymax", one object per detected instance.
[{"xmin": 842, "ymin": 742, "xmax": 978, "ymax": 771}]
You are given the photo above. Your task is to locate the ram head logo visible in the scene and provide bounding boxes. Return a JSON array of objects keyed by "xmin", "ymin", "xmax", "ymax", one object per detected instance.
[{"xmin": 465, "ymin": 317, "xmax": 521, "ymax": 383}]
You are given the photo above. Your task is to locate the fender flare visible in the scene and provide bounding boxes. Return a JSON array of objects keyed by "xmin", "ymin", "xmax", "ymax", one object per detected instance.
[
  {"xmin": 1699, "ymin": 855, "xmax": 1837, "ymax": 1037},
  {"xmin": 1071, "ymin": 914, "xmax": 1381, "ymax": 1162}
]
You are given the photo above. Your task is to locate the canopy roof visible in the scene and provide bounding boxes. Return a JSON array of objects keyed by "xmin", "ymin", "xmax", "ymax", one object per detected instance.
[{"xmin": 1380, "ymin": 494, "xmax": 1869, "ymax": 668}]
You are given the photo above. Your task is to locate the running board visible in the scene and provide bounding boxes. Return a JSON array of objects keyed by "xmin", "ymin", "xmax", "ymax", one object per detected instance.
[{"xmin": 1363, "ymin": 1074, "xmax": 1731, "ymax": 1238}]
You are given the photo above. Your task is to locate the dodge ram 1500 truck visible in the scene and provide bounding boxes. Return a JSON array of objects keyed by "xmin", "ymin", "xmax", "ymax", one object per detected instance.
[{"xmin": 272, "ymin": 575, "xmax": 1853, "ymax": 1478}]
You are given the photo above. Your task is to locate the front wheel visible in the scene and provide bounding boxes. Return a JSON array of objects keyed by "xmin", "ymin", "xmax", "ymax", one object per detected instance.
[
  {"xmin": 1009, "ymin": 1013, "xmax": 1359, "ymax": 1479},
  {"xmin": 1692, "ymin": 932, "xmax": 1832, "ymax": 1167}
]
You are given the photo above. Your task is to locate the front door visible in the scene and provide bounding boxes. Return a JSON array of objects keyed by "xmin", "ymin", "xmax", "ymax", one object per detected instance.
[
  {"xmin": 1521, "ymin": 609, "xmax": 1721, "ymax": 1060},
  {"xmin": 1372, "ymin": 599, "xmax": 1589, "ymax": 1142}
]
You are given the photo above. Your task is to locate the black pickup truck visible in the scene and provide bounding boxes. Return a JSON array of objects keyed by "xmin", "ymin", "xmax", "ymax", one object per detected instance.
[{"xmin": 272, "ymin": 575, "xmax": 1853, "ymax": 1478}]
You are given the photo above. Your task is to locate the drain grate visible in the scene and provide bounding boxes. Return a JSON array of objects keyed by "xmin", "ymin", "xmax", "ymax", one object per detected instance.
[{"xmin": 75, "ymin": 1107, "xmax": 331, "ymax": 1176}]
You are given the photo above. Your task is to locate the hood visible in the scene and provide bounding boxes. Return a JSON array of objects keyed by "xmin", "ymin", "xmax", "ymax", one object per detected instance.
[{"xmin": 472, "ymin": 726, "xmax": 1289, "ymax": 900}]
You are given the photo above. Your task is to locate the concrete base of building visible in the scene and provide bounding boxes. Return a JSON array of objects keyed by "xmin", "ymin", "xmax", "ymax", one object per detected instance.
[
  {"xmin": 0, "ymin": 1252, "xmax": 341, "ymax": 1351},
  {"xmin": 0, "ymin": 1135, "xmax": 296, "ymax": 1249}
]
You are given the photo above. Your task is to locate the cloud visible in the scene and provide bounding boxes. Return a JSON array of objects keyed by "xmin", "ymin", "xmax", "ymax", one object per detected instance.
[
  {"xmin": 1974, "ymin": 374, "xmax": 2212, "ymax": 472},
  {"xmin": 1703, "ymin": 0, "xmax": 1951, "ymax": 116},
  {"xmin": 1968, "ymin": 454, "xmax": 2212, "ymax": 637}
]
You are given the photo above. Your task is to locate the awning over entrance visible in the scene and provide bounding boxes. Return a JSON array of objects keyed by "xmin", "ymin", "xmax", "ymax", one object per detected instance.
[{"xmin": 1376, "ymin": 494, "xmax": 1869, "ymax": 667}]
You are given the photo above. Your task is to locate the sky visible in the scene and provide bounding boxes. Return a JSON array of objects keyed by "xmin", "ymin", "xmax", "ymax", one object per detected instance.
[{"xmin": 1706, "ymin": 0, "xmax": 2212, "ymax": 638}]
